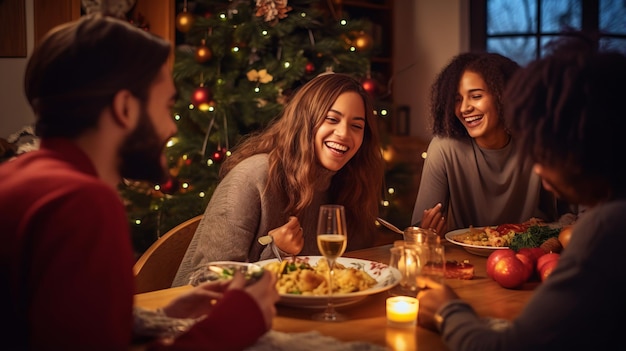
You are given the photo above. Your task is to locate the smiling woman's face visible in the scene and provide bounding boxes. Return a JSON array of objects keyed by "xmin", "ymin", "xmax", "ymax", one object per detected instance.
[
  {"xmin": 314, "ymin": 91, "xmax": 365, "ymax": 171},
  {"xmin": 455, "ymin": 70, "xmax": 507, "ymax": 148}
]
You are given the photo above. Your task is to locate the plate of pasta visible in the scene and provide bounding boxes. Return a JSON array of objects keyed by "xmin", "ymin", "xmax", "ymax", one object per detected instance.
[
  {"xmin": 445, "ymin": 226, "xmax": 514, "ymax": 256},
  {"xmin": 256, "ymin": 256, "xmax": 401, "ymax": 308}
]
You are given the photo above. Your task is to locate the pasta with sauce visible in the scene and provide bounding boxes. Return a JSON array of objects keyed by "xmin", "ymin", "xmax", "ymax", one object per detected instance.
[{"xmin": 263, "ymin": 258, "xmax": 377, "ymax": 295}]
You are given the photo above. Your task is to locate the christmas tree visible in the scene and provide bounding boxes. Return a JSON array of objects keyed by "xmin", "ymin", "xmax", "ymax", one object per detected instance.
[{"xmin": 119, "ymin": 0, "xmax": 396, "ymax": 256}]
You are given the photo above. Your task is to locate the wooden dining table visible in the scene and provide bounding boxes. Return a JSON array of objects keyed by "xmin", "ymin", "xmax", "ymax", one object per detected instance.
[{"xmin": 134, "ymin": 241, "xmax": 538, "ymax": 350}]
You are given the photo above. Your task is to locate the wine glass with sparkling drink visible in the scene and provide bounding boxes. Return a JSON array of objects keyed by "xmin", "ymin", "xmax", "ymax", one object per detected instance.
[{"xmin": 313, "ymin": 204, "xmax": 348, "ymax": 322}]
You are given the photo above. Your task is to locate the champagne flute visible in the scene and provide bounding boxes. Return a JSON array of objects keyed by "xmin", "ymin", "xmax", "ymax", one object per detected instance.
[{"xmin": 313, "ymin": 204, "xmax": 348, "ymax": 322}]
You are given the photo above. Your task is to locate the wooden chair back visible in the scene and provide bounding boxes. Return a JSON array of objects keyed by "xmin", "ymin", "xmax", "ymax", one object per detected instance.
[{"xmin": 133, "ymin": 215, "xmax": 202, "ymax": 293}]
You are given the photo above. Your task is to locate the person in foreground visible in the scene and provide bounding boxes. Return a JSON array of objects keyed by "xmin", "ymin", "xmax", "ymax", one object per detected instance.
[
  {"xmin": 0, "ymin": 14, "xmax": 278, "ymax": 350},
  {"xmin": 411, "ymin": 52, "xmax": 561, "ymax": 235},
  {"xmin": 417, "ymin": 34, "xmax": 626, "ymax": 350},
  {"xmin": 173, "ymin": 73, "xmax": 384, "ymax": 286}
]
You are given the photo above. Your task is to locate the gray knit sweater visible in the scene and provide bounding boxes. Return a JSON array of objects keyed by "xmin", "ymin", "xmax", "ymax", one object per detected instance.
[
  {"xmin": 411, "ymin": 136, "xmax": 557, "ymax": 230},
  {"xmin": 172, "ymin": 154, "xmax": 332, "ymax": 287}
]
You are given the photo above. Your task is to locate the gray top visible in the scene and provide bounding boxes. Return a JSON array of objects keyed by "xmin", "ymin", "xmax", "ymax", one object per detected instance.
[
  {"xmin": 436, "ymin": 198, "xmax": 626, "ymax": 350},
  {"xmin": 172, "ymin": 154, "xmax": 331, "ymax": 287},
  {"xmin": 411, "ymin": 136, "xmax": 556, "ymax": 230}
]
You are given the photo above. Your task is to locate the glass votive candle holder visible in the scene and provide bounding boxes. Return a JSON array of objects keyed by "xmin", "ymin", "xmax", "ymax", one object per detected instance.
[{"xmin": 386, "ymin": 296, "xmax": 418, "ymax": 328}]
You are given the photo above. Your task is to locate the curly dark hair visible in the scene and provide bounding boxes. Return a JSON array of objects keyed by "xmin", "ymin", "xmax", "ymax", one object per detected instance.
[
  {"xmin": 504, "ymin": 33, "xmax": 626, "ymax": 199},
  {"xmin": 430, "ymin": 52, "xmax": 520, "ymax": 139}
]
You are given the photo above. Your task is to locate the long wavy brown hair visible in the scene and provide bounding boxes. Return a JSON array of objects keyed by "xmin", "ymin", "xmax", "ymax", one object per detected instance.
[
  {"xmin": 430, "ymin": 52, "xmax": 520, "ymax": 139},
  {"xmin": 220, "ymin": 73, "xmax": 385, "ymax": 239}
]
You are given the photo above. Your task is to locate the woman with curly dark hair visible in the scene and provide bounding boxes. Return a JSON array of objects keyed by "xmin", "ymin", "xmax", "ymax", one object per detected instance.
[
  {"xmin": 411, "ymin": 52, "xmax": 560, "ymax": 234},
  {"xmin": 173, "ymin": 73, "xmax": 385, "ymax": 285}
]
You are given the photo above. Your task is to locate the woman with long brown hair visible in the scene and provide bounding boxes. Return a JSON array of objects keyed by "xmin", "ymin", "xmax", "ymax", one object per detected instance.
[{"xmin": 173, "ymin": 73, "xmax": 384, "ymax": 285}]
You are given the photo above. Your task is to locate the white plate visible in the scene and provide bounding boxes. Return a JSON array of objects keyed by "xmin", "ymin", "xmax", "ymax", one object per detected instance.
[
  {"xmin": 189, "ymin": 261, "xmax": 264, "ymax": 286},
  {"xmin": 255, "ymin": 256, "xmax": 401, "ymax": 309},
  {"xmin": 445, "ymin": 227, "xmax": 510, "ymax": 257}
]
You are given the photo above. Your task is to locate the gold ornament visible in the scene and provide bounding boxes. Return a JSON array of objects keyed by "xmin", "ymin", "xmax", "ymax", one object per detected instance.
[
  {"xmin": 195, "ymin": 39, "xmax": 212, "ymax": 63},
  {"xmin": 246, "ymin": 69, "xmax": 273, "ymax": 83},
  {"xmin": 198, "ymin": 99, "xmax": 216, "ymax": 112},
  {"xmin": 176, "ymin": 11, "xmax": 195, "ymax": 33},
  {"xmin": 353, "ymin": 31, "xmax": 374, "ymax": 51}
]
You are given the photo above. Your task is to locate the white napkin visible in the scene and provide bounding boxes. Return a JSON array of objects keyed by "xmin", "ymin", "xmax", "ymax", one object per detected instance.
[{"xmin": 244, "ymin": 330, "xmax": 390, "ymax": 351}]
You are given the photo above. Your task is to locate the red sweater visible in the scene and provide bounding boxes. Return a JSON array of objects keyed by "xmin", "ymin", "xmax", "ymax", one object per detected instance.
[{"xmin": 0, "ymin": 139, "xmax": 266, "ymax": 350}]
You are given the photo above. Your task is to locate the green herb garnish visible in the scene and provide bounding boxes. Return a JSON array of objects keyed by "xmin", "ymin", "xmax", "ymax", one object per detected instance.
[{"xmin": 509, "ymin": 225, "xmax": 560, "ymax": 251}]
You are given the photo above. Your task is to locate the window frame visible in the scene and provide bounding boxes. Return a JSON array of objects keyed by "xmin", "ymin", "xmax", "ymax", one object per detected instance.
[{"xmin": 469, "ymin": 0, "xmax": 625, "ymax": 59}]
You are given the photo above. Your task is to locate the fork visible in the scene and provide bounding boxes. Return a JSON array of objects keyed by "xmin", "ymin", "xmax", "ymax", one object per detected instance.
[{"xmin": 258, "ymin": 235, "xmax": 283, "ymax": 262}]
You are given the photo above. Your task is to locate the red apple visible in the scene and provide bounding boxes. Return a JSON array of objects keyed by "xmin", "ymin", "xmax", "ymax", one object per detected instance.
[
  {"xmin": 517, "ymin": 247, "xmax": 546, "ymax": 265},
  {"xmin": 537, "ymin": 252, "xmax": 560, "ymax": 281},
  {"xmin": 492, "ymin": 256, "xmax": 530, "ymax": 289},
  {"xmin": 486, "ymin": 249, "xmax": 516, "ymax": 278},
  {"xmin": 516, "ymin": 247, "xmax": 547, "ymax": 280},
  {"xmin": 539, "ymin": 259, "xmax": 558, "ymax": 281},
  {"xmin": 515, "ymin": 253, "xmax": 534, "ymax": 281},
  {"xmin": 537, "ymin": 252, "xmax": 560, "ymax": 273}
]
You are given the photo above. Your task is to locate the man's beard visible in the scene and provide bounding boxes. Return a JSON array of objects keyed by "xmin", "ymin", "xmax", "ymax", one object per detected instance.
[{"xmin": 118, "ymin": 107, "xmax": 170, "ymax": 184}]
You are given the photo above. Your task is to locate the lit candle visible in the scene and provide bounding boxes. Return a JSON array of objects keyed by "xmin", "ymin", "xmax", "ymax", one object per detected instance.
[{"xmin": 386, "ymin": 296, "xmax": 418, "ymax": 327}]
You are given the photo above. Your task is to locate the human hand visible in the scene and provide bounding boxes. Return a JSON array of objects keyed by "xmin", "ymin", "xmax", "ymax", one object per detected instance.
[
  {"xmin": 231, "ymin": 270, "xmax": 279, "ymax": 329},
  {"xmin": 421, "ymin": 203, "xmax": 447, "ymax": 236},
  {"xmin": 268, "ymin": 216, "xmax": 304, "ymax": 255},
  {"xmin": 416, "ymin": 276, "xmax": 459, "ymax": 332},
  {"xmin": 162, "ymin": 279, "xmax": 230, "ymax": 319}
]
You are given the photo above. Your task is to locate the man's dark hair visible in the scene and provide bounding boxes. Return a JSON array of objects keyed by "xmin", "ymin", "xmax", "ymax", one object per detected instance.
[
  {"xmin": 504, "ymin": 32, "xmax": 626, "ymax": 198},
  {"xmin": 24, "ymin": 14, "xmax": 171, "ymax": 138}
]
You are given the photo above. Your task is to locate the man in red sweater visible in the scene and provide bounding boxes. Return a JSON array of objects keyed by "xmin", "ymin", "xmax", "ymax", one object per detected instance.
[{"xmin": 0, "ymin": 14, "xmax": 278, "ymax": 350}]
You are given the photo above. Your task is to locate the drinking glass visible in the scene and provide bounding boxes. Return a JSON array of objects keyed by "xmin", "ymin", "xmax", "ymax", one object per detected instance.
[
  {"xmin": 420, "ymin": 242, "xmax": 446, "ymax": 284},
  {"xmin": 388, "ymin": 244, "xmax": 422, "ymax": 296},
  {"xmin": 313, "ymin": 204, "xmax": 348, "ymax": 322}
]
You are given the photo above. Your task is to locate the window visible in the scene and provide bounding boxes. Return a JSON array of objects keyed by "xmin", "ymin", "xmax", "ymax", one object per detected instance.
[{"xmin": 470, "ymin": 0, "xmax": 626, "ymax": 65}]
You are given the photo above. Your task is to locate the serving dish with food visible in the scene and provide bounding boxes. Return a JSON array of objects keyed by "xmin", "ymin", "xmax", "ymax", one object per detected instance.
[
  {"xmin": 256, "ymin": 256, "xmax": 401, "ymax": 308},
  {"xmin": 445, "ymin": 221, "xmax": 564, "ymax": 256}
]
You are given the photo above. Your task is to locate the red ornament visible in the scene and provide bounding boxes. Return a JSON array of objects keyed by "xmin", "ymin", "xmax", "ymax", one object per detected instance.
[
  {"xmin": 191, "ymin": 86, "xmax": 211, "ymax": 105},
  {"xmin": 212, "ymin": 149, "xmax": 227, "ymax": 163},
  {"xmin": 159, "ymin": 178, "xmax": 179, "ymax": 195},
  {"xmin": 362, "ymin": 78, "xmax": 377, "ymax": 95},
  {"xmin": 305, "ymin": 62, "xmax": 315, "ymax": 74}
]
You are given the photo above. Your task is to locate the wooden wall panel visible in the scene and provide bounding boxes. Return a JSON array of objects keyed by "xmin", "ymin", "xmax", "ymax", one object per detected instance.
[
  {"xmin": 33, "ymin": 0, "xmax": 81, "ymax": 46},
  {"xmin": 0, "ymin": 0, "xmax": 27, "ymax": 57},
  {"xmin": 32, "ymin": 0, "xmax": 174, "ymax": 65},
  {"xmin": 133, "ymin": 0, "xmax": 175, "ymax": 66},
  {"xmin": 134, "ymin": 1, "xmax": 175, "ymax": 44}
]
